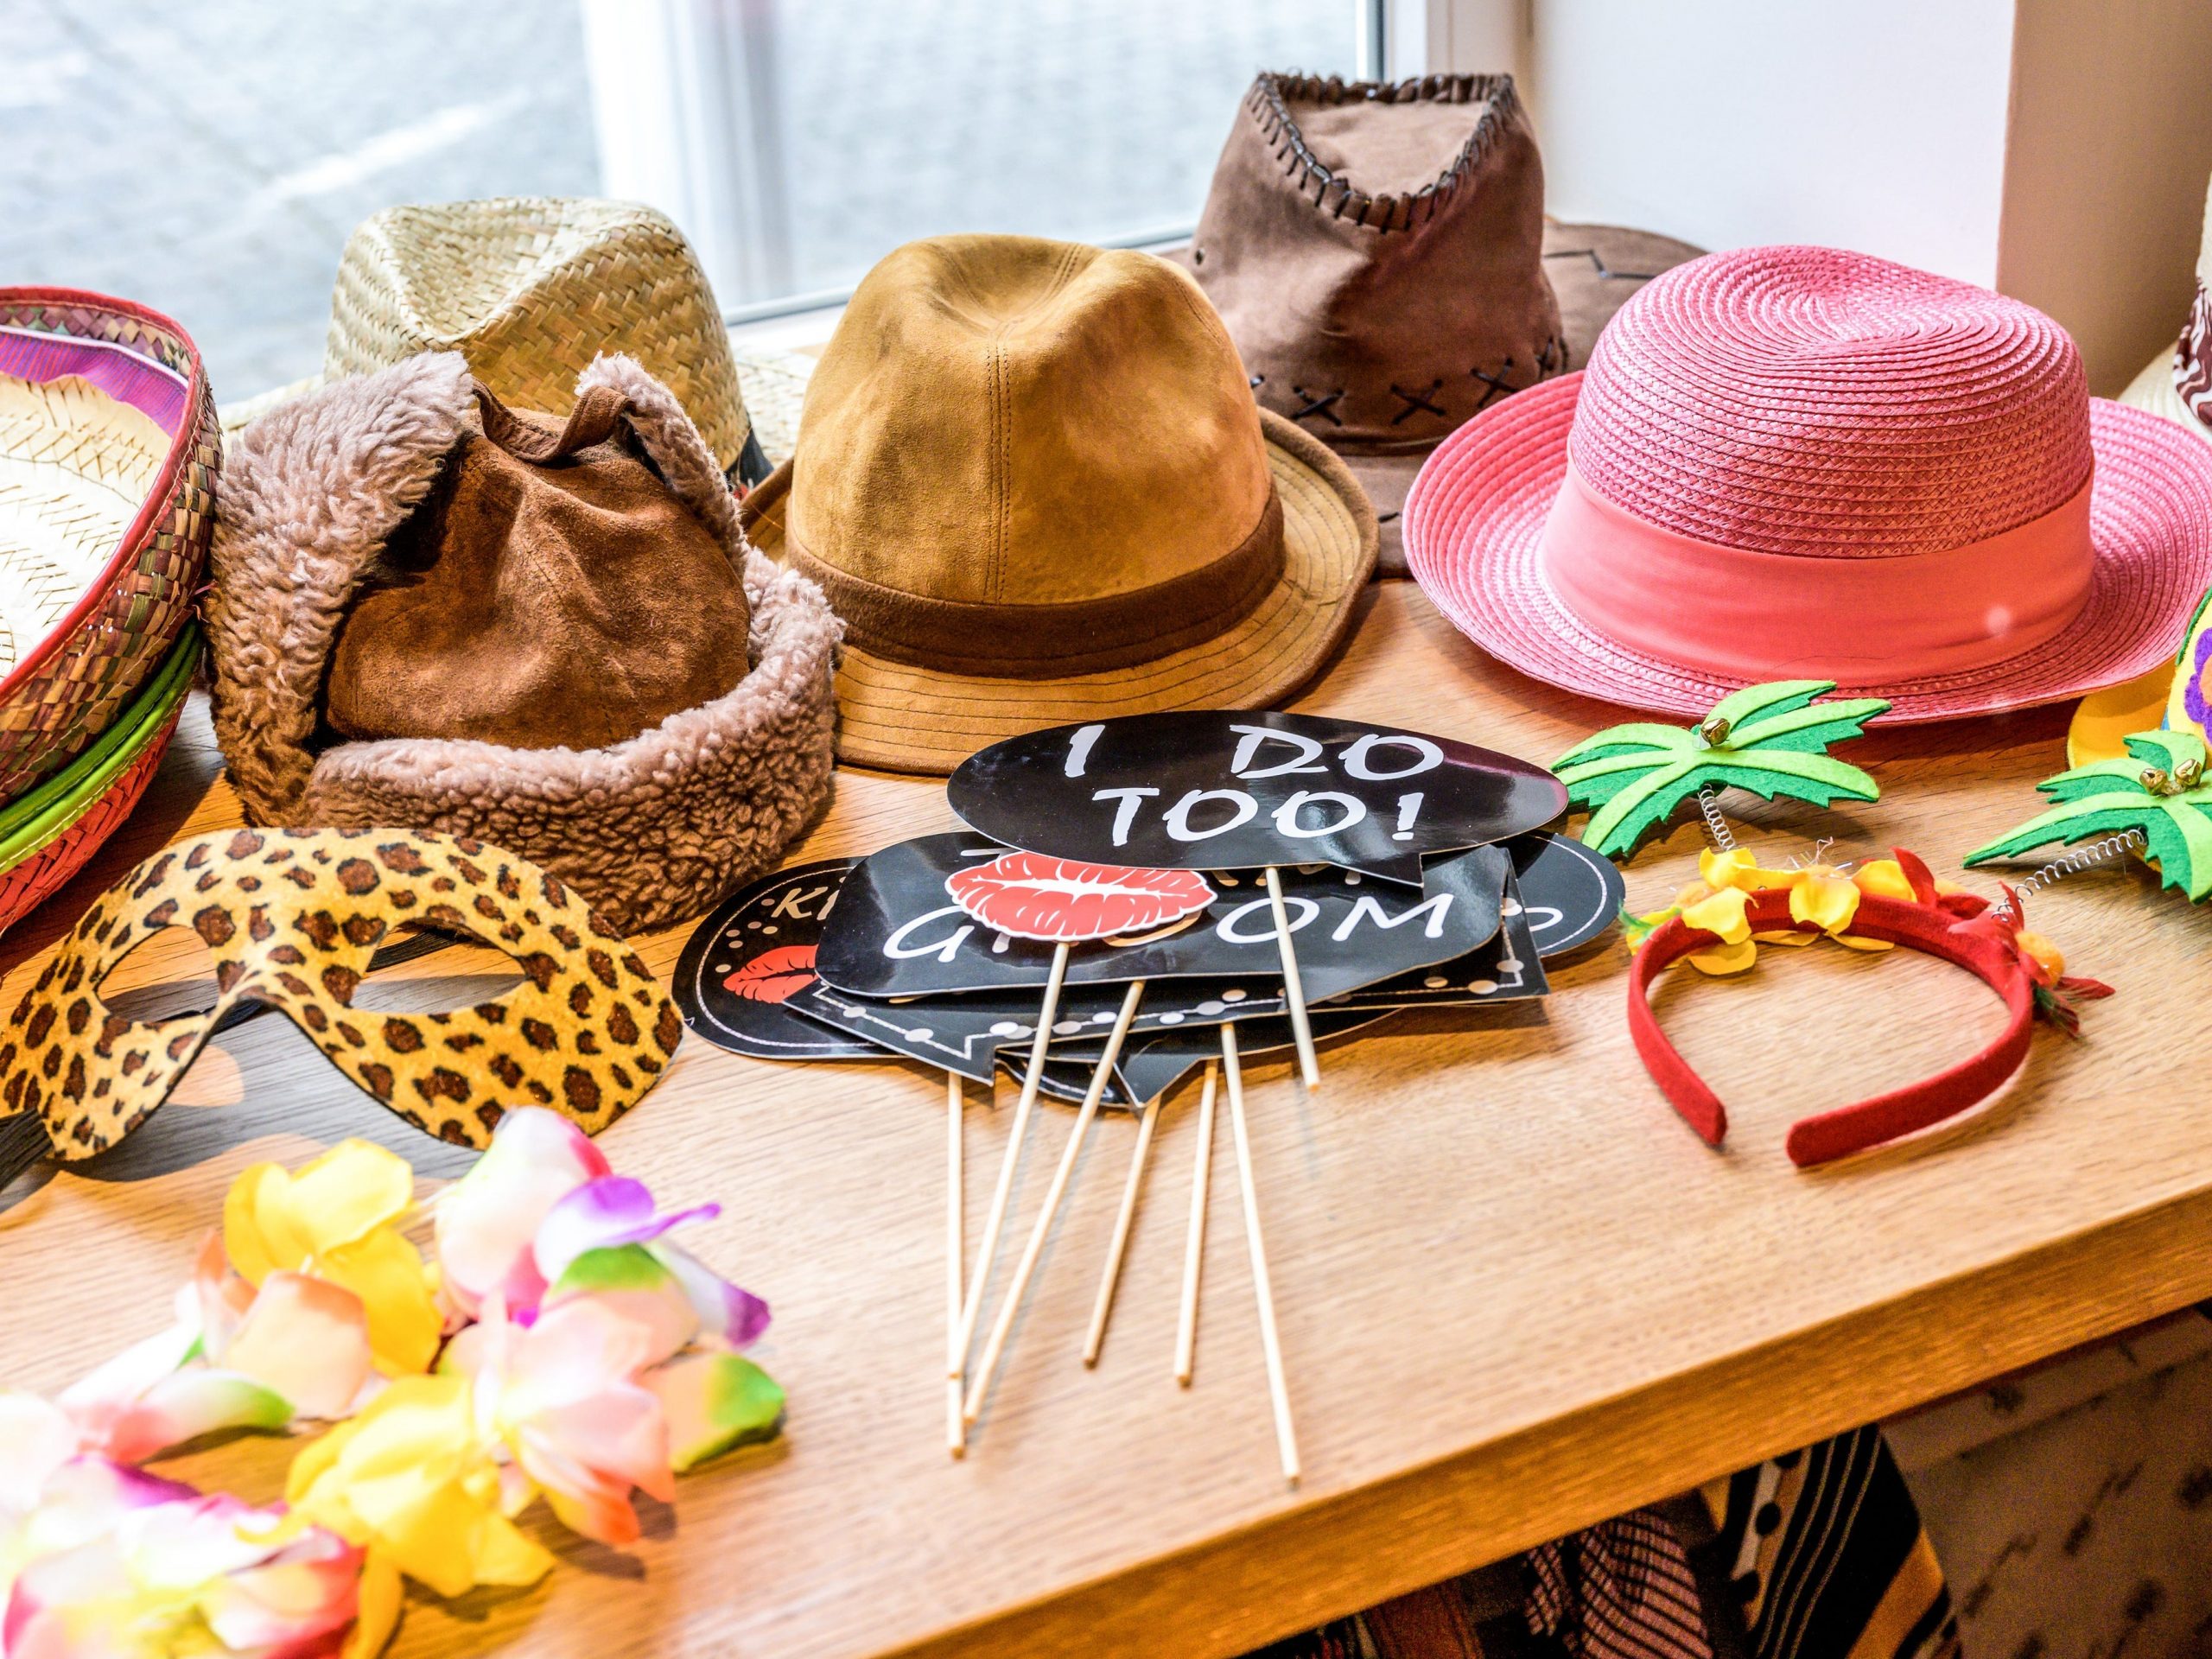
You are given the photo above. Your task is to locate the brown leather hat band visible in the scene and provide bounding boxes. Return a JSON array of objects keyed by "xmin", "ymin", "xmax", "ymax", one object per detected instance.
[{"xmin": 787, "ymin": 489, "xmax": 1287, "ymax": 678}]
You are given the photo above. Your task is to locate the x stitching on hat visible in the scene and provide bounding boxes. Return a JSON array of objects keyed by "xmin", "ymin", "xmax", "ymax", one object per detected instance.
[
  {"xmin": 1389, "ymin": 380, "xmax": 1447, "ymax": 423},
  {"xmin": 1291, "ymin": 385, "xmax": 1346, "ymax": 426},
  {"xmin": 1469, "ymin": 358, "xmax": 1522, "ymax": 410}
]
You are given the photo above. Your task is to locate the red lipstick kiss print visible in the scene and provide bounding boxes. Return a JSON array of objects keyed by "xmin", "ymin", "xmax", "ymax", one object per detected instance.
[
  {"xmin": 945, "ymin": 854, "xmax": 1214, "ymax": 943},
  {"xmin": 723, "ymin": 944, "xmax": 818, "ymax": 1004}
]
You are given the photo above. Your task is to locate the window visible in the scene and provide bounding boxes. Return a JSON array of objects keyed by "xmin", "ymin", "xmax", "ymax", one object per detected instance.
[{"xmin": 3, "ymin": 0, "xmax": 1370, "ymax": 399}]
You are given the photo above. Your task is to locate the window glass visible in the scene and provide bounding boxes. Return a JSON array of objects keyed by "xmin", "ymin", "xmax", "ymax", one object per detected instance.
[{"xmin": 3, "ymin": 1, "xmax": 1357, "ymax": 400}]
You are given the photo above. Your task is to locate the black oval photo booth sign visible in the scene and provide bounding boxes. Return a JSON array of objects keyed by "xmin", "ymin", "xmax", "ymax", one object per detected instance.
[
  {"xmin": 947, "ymin": 711, "xmax": 1566, "ymax": 886},
  {"xmin": 673, "ymin": 856, "xmax": 884, "ymax": 1063},
  {"xmin": 814, "ymin": 832, "xmax": 1508, "ymax": 1001}
]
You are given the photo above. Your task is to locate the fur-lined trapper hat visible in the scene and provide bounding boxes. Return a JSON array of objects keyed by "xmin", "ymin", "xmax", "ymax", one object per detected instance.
[{"xmin": 207, "ymin": 351, "xmax": 840, "ymax": 932}]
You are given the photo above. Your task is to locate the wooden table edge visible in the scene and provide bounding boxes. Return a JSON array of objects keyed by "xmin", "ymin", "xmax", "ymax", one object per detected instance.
[{"xmin": 887, "ymin": 1168, "xmax": 2212, "ymax": 1658}]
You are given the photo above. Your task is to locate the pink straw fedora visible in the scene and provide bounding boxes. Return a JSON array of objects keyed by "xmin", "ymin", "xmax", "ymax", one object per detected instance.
[{"xmin": 1404, "ymin": 245, "xmax": 2212, "ymax": 721}]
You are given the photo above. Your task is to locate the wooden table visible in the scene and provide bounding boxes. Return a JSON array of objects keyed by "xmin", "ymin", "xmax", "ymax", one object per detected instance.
[{"xmin": 5, "ymin": 581, "xmax": 2210, "ymax": 1657}]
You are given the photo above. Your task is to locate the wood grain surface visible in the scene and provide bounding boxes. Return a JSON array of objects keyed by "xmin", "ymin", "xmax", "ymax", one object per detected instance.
[{"xmin": 3, "ymin": 581, "xmax": 2209, "ymax": 1658}]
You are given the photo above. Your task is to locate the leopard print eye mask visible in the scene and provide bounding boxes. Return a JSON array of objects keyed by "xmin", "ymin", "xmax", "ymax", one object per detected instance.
[{"xmin": 3, "ymin": 828, "xmax": 681, "ymax": 1160}]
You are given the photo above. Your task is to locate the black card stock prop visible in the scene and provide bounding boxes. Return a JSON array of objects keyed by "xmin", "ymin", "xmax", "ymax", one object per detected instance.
[
  {"xmin": 949, "ymin": 711, "xmax": 1564, "ymax": 1091},
  {"xmin": 817, "ymin": 832, "xmax": 1507, "ymax": 1001},
  {"xmin": 1319, "ymin": 879, "xmax": 1547, "ymax": 1014},
  {"xmin": 939, "ymin": 849, "xmax": 1214, "ymax": 1458},
  {"xmin": 674, "ymin": 857, "xmax": 880, "ymax": 1062},
  {"xmin": 948, "ymin": 712, "xmax": 1566, "ymax": 883},
  {"xmin": 668, "ymin": 859, "xmax": 1120, "ymax": 1109},
  {"xmin": 674, "ymin": 709, "xmax": 1606, "ymax": 1484},
  {"xmin": 1508, "ymin": 831, "xmax": 1625, "ymax": 958},
  {"xmin": 788, "ymin": 976, "xmax": 1249, "ymax": 1090}
]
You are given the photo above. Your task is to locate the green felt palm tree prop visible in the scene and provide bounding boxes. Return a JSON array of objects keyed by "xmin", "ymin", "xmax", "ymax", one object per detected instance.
[
  {"xmin": 1553, "ymin": 680, "xmax": 1889, "ymax": 861},
  {"xmin": 1964, "ymin": 729, "xmax": 2212, "ymax": 901}
]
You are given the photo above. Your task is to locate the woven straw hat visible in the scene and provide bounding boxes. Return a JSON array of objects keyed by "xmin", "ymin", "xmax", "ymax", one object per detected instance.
[
  {"xmin": 741, "ymin": 236, "xmax": 1376, "ymax": 774},
  {"xmin": 1406, "ymin": 245, "xmax": 2212, "ymax": 721},
  {"xmin": 0, "ymin": 373, "xmax": 170, "ymax": 678},
  {"xmin": 223, "ymin": 197, "xmax": 765, "ymax": 482},
  {"xmin": 0, "ymin": 289, "xmax": 216, "ymax": 799}
]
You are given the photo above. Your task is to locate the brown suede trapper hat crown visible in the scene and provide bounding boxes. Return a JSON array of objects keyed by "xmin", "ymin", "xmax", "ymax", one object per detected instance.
[
  {"xmin": 325, "ymin": 380, "xmax": 755, "ymax": 753},
  {"xmin": 207, "ymin": 352, "xmax": 840, "ymax": 932},
  {"xmin": 741, "ymin": 235, "xmax": 1376, "ymax": 775},
  {"xmin": 1183, "ymin": 73, "xmax": 1701, "ymax": 573}
]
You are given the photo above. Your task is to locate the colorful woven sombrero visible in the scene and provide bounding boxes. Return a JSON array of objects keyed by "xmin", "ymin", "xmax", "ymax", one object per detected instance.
[
  {"xmin": 0, "ymin": 290, "xmax": 215, "ymax": 796},
  {"xmin": 0, "ymin": 624, "xmax": 196, "ymax": 937},
  {"xmin": 1404, "ymin": 247, "xmax": 2212, "ymax": 721}
]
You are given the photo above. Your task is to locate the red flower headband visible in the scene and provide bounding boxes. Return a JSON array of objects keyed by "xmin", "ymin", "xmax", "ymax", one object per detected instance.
[{"xmin": 1628, "ymin": 849, "xmax": 2112, "ymax": 1166}]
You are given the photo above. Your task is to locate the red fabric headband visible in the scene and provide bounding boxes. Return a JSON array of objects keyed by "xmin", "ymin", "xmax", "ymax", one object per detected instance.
[{"xmin": 1627, "ymin": 858, "xmax": 2110, "ymax": 1166}]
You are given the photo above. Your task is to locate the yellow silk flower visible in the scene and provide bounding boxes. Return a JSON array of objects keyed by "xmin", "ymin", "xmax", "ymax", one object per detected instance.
[
  {"xmin": 224, "ymin": 1142, "xmax": 442, "ymax": 1377},
  {"xmin": 1659, "ymin": 849, "xmax": 1910, "ymax": 976},
  {"xmin": 287, "ymin": 1372, "xmax": 553, "ymax": 1605}
]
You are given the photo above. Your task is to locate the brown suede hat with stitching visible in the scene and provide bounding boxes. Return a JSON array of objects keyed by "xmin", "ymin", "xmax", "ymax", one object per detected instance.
[
  {"xmin": 1180, "ymin": 73, "xmax": 1701, "ymax": 574},
  {"xmin": 740, "ymin": 234, "xmax": 1376, "ymax": 775}
]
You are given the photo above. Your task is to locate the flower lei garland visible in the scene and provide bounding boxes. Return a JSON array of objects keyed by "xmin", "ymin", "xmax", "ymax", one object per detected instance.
[
  {"xmin": 0, "ymin": 1109, "xmax": 781, "ymax": 1657},
  {"xmin": 1626, "ymin": 848, "xmax": 2113, "ymax": 1166}
]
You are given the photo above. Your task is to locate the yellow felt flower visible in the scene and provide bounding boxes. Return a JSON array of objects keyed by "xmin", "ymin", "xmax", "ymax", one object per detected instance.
[
  {"xmin": 1697, "ymin": 848, "xmax": 1802, "ymax": 893},
  {"xmin": 224, "ymin": 1141, "xmax": 442, "ymax": 1377},
  {"xmin": 2016, "ymin": 929, "xmax": 2064, "ymax": 980},
  {"xmin": 1783, "ymin": 866, "xmax": 1891, "ymax": 954},
  {"xmin": 1667, "ymin": 852, "xmax": 1897, "ymax": 972},
  {"xmin": 1789, "ymin": 867, "xmax": 1860, "ymax": 932},
  {"xmin": 1676, "ymin": 885, "xmax": 1758, "ymax": 975},
  {"xmin": 287, "ymin": 1373, "xmax": 553, "ymax": 1602},
  {"xmin": 1849, "ymin": 857, "xmax": 1916, "ymax": 902}
]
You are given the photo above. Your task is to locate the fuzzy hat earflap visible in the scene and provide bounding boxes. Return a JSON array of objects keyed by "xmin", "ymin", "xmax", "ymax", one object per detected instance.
[{"xmin": 206, "ymin": 351, "xmax": 841, "ymax": 932}]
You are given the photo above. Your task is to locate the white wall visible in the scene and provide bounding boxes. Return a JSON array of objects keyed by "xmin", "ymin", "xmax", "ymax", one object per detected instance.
[
  {"xmin": 1521, "ymin": 0, "xmax": 2018, "ymax": 286},
  {"xmin": 1997, "ymin": 0, "xmax": 2212, "ymax": 395}
]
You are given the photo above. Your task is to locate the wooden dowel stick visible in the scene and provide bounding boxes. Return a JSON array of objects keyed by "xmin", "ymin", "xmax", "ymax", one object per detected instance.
[
  {"xmin": 1262, "ymin": 867, "xmax": 1320, "ymax": 1090},
  {"xmin": 1082, "ymin": 1091, "xmax": 1161, "ymax": 1366},
  {"xmin": 946, "ymin": 1069, "xmax": 966, "ymax": 1459},
  {"xmin": 1174, "ymin": 1058, "xmax": 1219, "ymax": 1386},
  {"xmin": 965, "ymin": 979, "xmax": 1145, "ymax": 1426},
  {"xmin": 1222, "ymin": 1024, "xmax": 1300, "ymax": 1484},
  {"xmin": 955, "ymin": 940, "xmax": 1071, "ymax": 1372}
]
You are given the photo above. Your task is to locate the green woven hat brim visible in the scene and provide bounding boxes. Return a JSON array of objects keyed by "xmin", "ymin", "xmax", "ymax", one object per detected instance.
[{"xmin": 0, "ymin": 625, "xmax": 198, "ymax": 869}]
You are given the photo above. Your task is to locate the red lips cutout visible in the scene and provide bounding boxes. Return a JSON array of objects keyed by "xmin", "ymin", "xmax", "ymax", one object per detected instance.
[
  {"xmin": 723, "ymin": 944, "xmax": 818, "ymax": 1004},
  {"xmin": 945, "ymin": 853, "xmax": 1214, "ymax": 943}
]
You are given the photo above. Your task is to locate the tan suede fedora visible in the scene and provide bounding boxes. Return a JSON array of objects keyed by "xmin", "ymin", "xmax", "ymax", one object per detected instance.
[
  {"xmin": 740, "ymin": 235, "xmax": 1377, "ymax": 774},
  {"xmin": 1180, "ymin": 73, "xmax": 1700, "ymax": 574}
]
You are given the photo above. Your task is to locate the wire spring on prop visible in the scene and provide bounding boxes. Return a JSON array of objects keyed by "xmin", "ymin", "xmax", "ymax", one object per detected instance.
[
  {"xmin": 1694, "ymin": 786, "xmax": 1736, "ymax": 854},
  {"xmin": 1986, "ymin": 830, "xmax": 2145, "ymax": 921}
]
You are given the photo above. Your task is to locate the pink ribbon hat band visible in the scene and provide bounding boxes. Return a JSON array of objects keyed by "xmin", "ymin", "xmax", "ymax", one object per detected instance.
[{"xmin": 1404, "ymin": 245, "xmax": 2212, "ymax": 721}]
